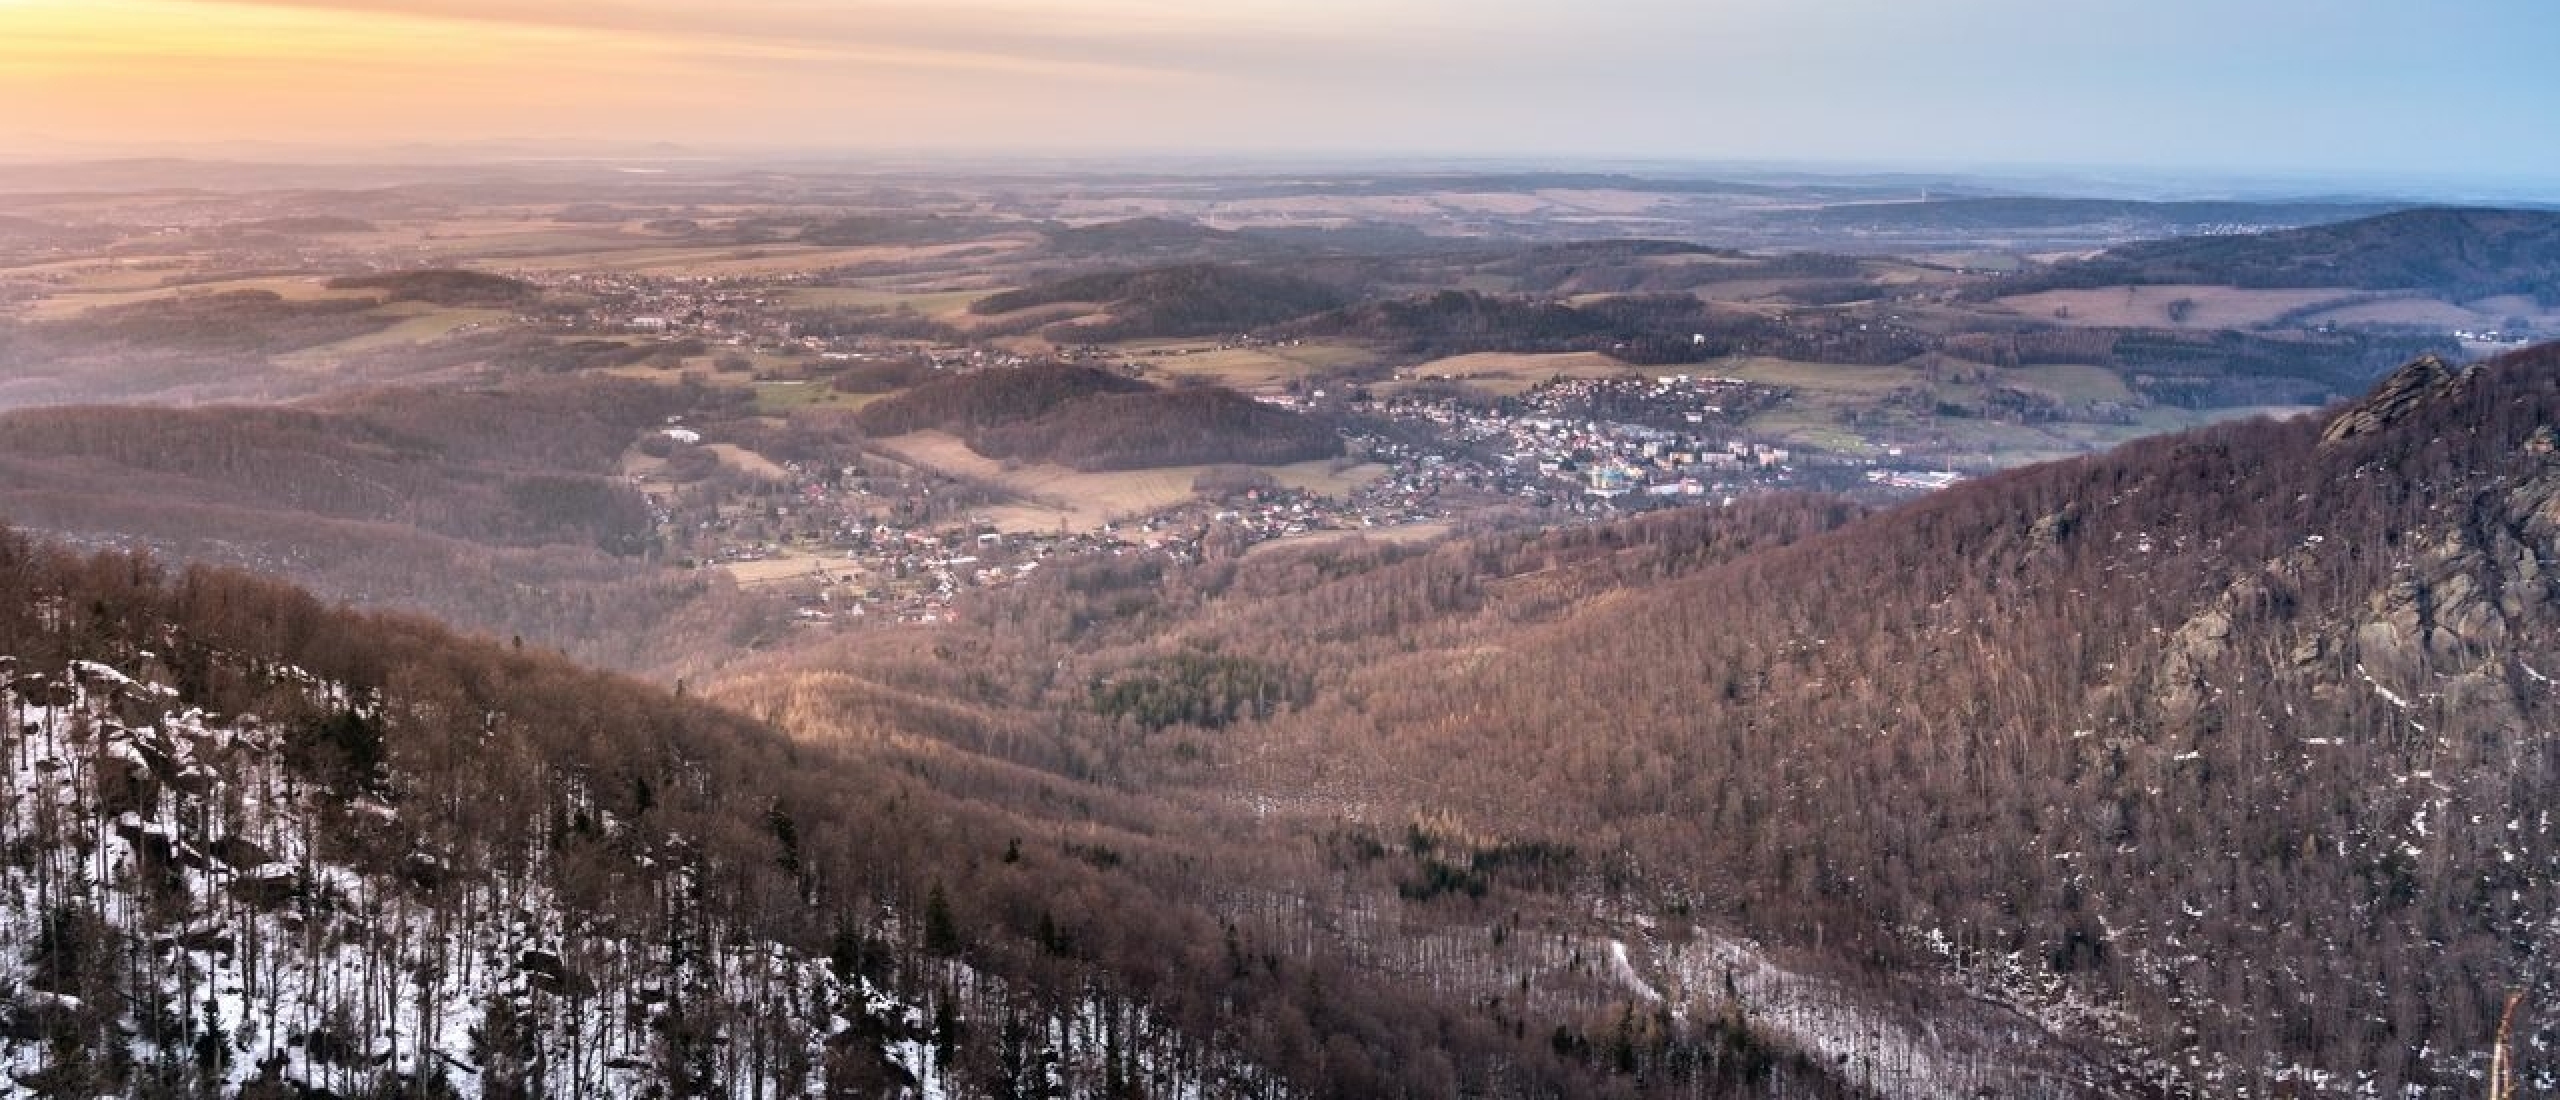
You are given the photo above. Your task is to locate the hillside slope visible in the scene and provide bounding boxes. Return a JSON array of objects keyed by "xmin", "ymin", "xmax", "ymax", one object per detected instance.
[
  {"xmin": 859, "ymin": 364, "xmax": 1342, "ymax": 470},
  {"xmin": 971, "ymin": 263, "xmax": 1352, "ymax": 342},
  {"xmin": 2037, "ymin": 206, "xmax": 2560, "ymax": 301},
  {"xmin": 0, "ymin": 528, "xmax": 1845, "ymax": 1099},
  {"xmin": 1252, "ymin": 343, "xmax": 2560, "ymax": 1092},
  {"xmin": 1754, "ymin": 197, "xmax": 2406, "ymax": 234},
  {"xmin": 0, "ymin": 379, "xmax": 773, "ymax": 673},
  {"xmin": 797, "ymin": 342, "xmax": 2560, "ymax": 1097}
]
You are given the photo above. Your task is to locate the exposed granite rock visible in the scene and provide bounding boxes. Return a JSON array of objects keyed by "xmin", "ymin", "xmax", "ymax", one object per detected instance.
[{"xmin": 2321, "ymin": 354, "xmax": 2478, "ymax": 445}]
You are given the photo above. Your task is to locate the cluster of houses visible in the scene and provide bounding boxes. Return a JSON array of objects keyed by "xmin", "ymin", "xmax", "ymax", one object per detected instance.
[
  {"xmin": 549, "ymin": 274, "xmax": 1995, "ymax": 627},
  {"xmin": 1358, "ymin": 375, "xmax": 1803, "ymax": 503},
  {"xmin": 2455, "ymin": 326, "xmax": 2535, "ymax": 348},
  {"xmin": 548, "ymin": 272, "xmax": 801, "ymax": 346}
]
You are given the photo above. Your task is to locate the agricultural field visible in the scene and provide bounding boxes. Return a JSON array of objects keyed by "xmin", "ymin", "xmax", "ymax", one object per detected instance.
[
  {"xmin": 1684, "ymin": 278, "xmax": 1814, "ymax": 304},
  {"xmin": 775, "ymin": 286, "xmax": 996, "ymax": 316},
  {"xmin": 750, "ymin": 379, "xmax": 877, "ymax": 414},
  {"xmin": 718, "ymin": 552, "xmax": 844, "ymax": 587},
  {"xmin": 1244, "ymin": 520, "xmax": 1456, "ymax": 556},
  {"xmin": 1720, "ymin": 355, "xmax": 1924, "ymax": 395},
  {"xmin": 2298, "ymin": 293, "xmax": 2560, "ymax": 330},
  {"xmin": 2001, "ymin": 362, "xmax": 2136, "ymax": 403},
  {"xmin": 1718, "ymin": 356, "xmax": 2181, "ymax": 462},
  {"xmin": 1123, "ymin": 341, "xmax": 1379, "ymax": 392},
  {"xmin": 704, "ymin": 442, "xmax": 792, "ymax": 480},
  {"xmin": 1401, "ymin": 350, "xmax": 1642, "ymax": 395},
  {"xmin": 880, "ymin": 430, "xmax": 1385, "ymax": 533},
  {"xmin": 19, "ymin": 273, "xmax": 379, "ymax": 321},
  {"xmin": 275, "ymin": 303, "xmax": 515, "ymax": 366},
  {"xmin": 1994, "ymin": 284, "xmax": 2350, "ymax": 328},
  {"xmin": 491, "ymin": 241, "xmax": 1011, "ymax": 278}
]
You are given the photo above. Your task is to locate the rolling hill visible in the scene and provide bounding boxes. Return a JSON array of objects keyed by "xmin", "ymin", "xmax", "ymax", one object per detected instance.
[
  {"xmin": 974, "ymin": 387, "xmax": 1342, "ymax": 470},
  {"xmin": 0, "ymin": 507, "xmax": 1848, "ymax": 1100},
  {"xmin": 2031, "ymin": 206, "xmax": 2560, "ymax": 302},
  {"xmin": 1755, "ymin": 196, "xmax": 2407, "ymax": 234},
  {"xmin": 857, "ymin": 363, "xmax": 1341, "ymax": 470},
  {"xmin": 0, "ymin": 539, "xmax": 1370, "ymax": 1100},
  {"xmin": 0, "ymin": 378, "xmax": 775, "ymax": 672},
  {"xmin": 326, "ymin": 269, "xmax": 541, "ymax": 308},
  {"xmin": 785, "ymin": 341, "xmax": 2560, "ymax": 1096},
  {"xmin": 971, "ymin": 263, "xmax": 1352, "ymax": 342}
]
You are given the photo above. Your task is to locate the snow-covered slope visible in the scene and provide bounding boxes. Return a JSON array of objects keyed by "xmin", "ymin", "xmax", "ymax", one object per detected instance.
[{"xmin": 0, "ymin": 654, "xmax": 1268, "ymax": 1099}]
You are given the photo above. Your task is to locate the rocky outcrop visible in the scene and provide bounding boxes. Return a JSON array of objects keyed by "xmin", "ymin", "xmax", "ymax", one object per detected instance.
[
  {"xmin": 2321, "ymin": 353, "xmax": 2478, "ymax": 445},
  {"xmin": 2154, "ymin": 605, "xmax": 2232, "ymax": 717}
]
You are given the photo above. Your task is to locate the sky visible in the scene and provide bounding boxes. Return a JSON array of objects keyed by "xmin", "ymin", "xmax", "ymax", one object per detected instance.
[{"xmin": 1, "ymin": 0, "xmax": 2556, "ymax": 187}]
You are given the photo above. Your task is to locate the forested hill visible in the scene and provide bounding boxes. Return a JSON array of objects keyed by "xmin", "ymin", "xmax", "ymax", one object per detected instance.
[
  {"xmin": 2033, "ymin": 206, "xmax": 2560, "ymax": 300},
  {"xmin": 325, "ymin": 269, "xmax": 540, "ymax": 308},
  {"xmin": 970, "ymin": 263, "xmax": 1352, "ymax": 341},
  {"xmin": 1753, "ymin": 196, "xmax": 2406, "ymax": 233},
  {"xmin": 804, "ymin": 341, "xmax": 2560, "ymax": 1097},
  {"xmin": 0, "ymin": 525, "xmax": 1846, "ymax": 1098},
  {"xmin": 1226, "ymin": 342, "xmax": 2560, "ymax": 1093},
  {"xmin": 0, "ymin": 378, "xmax": 757, "ymax": 673},
  {"xmin": 858, "ymin": 363, "xmax": 1342, "ymax": 470}
]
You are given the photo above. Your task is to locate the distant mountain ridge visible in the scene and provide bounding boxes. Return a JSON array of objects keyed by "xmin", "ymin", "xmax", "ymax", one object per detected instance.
[
  {"xmin": 1755, "ymin": 196, "xmax": 2410, "ymax": 233},
  {"xmin": 2026, "ymin": 206, "xmax": 2560, "ymax": 301}
]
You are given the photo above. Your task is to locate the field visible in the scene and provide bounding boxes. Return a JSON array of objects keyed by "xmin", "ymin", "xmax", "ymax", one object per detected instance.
[
  {"xmin": 750, "ymin": 379, "xmax": 880, "ymax": 414},
  {"xmin": 1737, "ymin": 405, "xmax": 1889, "ymax": 455},
  {"xmin": 1724, "ymin": 357, "xmax": 2163, "ymax": 461},
  {"xmin": 775, "ymin": 286, "xmax": 995, "ymax": 317},
  {"xmin": 1056, "ymin": 187, "xmax": 1731, "ymax": 235},
  {"xmin": 1401, "ymin": 351, "xmax": 1640, "ymax": 395},
  {"xmin": 1123, "ymin": 342, "xmax": 1380, "ymax": 392},
  {"xmin": 1721, "ymin": 356, "xmax": 1923, "ymax": 395},
  {"xmin": 1244, "ymin": 521, "xmax": 1455, "ymax": 557},
  {"xmin": 2293, "ymin": 294, "xmax": 2560, "ymax": 330},
  {"xmin": 276, "ymin": 303, "xmax": 515, "ymax": 366},
  {"xmin": 2002, "ymin": 363, "xmax": 2135, "ymax": 403},
  {"xmin": 20, "ymin": 273, "xmax": 380, "ymax": 321},
  {"xmin": 1994, "ymin": 285, "xmax": 2349, "ymax": 329},
  {"xmin": 881, "ymin": 430, "xmax": 1386, "ymax": 533},
  {"xmin": 718, "ymin": 553, "xmax": 844, "ymax": 587},
  {"xmin": 485, "ymin": 240, "xmax": 1030, "ymax": 278},
  {"xmin": 1686, "ymin": 278, "xmax": 1820, "ymax": 304},
  {"xmin": 704, "ymin": 443, "xmax": 792, "ymax": 480}
]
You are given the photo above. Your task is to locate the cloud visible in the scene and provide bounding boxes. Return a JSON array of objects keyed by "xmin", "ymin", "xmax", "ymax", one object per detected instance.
[
  {"xmin": 6, "ymin": 0, "xmax": 2554, "ymax": 180},
  {"xmin": 149, "ymin": 0, "xmax": 1300, "ymax": 79}
]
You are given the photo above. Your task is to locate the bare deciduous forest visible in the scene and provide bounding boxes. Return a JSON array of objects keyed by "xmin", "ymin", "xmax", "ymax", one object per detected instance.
[
  {"xmin": 725, "ymin": 344, "xmax": 2560, "ymax": 1095},
  {"xmin": 1, "ymin": 161, "xmax": 2556, "ymax": 1097}
]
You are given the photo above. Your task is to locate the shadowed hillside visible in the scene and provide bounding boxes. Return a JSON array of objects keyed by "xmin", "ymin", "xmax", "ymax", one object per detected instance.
[
  {"xmin": 858, "ymin": 363, "xmax": 1341, "ymax": 470},
  {"xmin": 0, "ymin": 520, "xmax": 1849, "ymax": 1100},
  {"xmin": 327, "ymin": 268, "xmax": 541, "ymax": 307},
  {"xmin": 976, "ymin": 387, "xmax": 1342, "ymax": 470},
  {"xmin": 2025, "ymin": 207, "xmax": 2560, "ymax": 302},
  {"xmin": 1755, "ymin": 197, "xmax": 2405, "ymax": 233},
  {"xmin": 780, "ymin": 342, "xmax": 2560, "ymax": 1096},
  {"xmin": 972, "ymin": 263, "xmax": 1351, "ymax": 341},
  {"xmin": 0, "ymin": 378, "xmax": 784, "ymax": 672}
]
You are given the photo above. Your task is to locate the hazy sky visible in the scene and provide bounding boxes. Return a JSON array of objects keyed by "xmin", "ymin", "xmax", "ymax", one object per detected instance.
[{"xmin": 3, "ymin": 0, "xmax": 2555, "ymax": 184}]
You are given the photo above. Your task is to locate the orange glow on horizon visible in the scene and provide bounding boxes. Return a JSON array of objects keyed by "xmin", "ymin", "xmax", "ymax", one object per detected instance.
[
  {"xmin": 0, "ymin": 0, "xmax": 1194, "ymax": 148},
  {"xmin": 0, "ymin": 0, "xmax": 2550, "ymax": 181}
]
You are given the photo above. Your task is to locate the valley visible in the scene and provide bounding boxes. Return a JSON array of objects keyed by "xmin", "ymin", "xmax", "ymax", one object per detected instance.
[
  {"xmin": 4, "ymin": 169, "xmax": 2526, "ymax": 663},
  {"xmin": 1, "ymin": 160, "xmax": 2557, "ymax": 1099}
]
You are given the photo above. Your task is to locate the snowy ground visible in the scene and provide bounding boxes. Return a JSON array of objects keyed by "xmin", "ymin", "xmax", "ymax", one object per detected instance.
[{"xmin": 1, "ymin": 654, "xmax": 1270, "ymax": 1100}]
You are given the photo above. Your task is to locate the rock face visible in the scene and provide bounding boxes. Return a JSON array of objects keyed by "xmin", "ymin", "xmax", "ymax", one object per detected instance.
[{"xmin": 2321, "ymin": 353, "xmax": 2478, "ymax": 444}]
